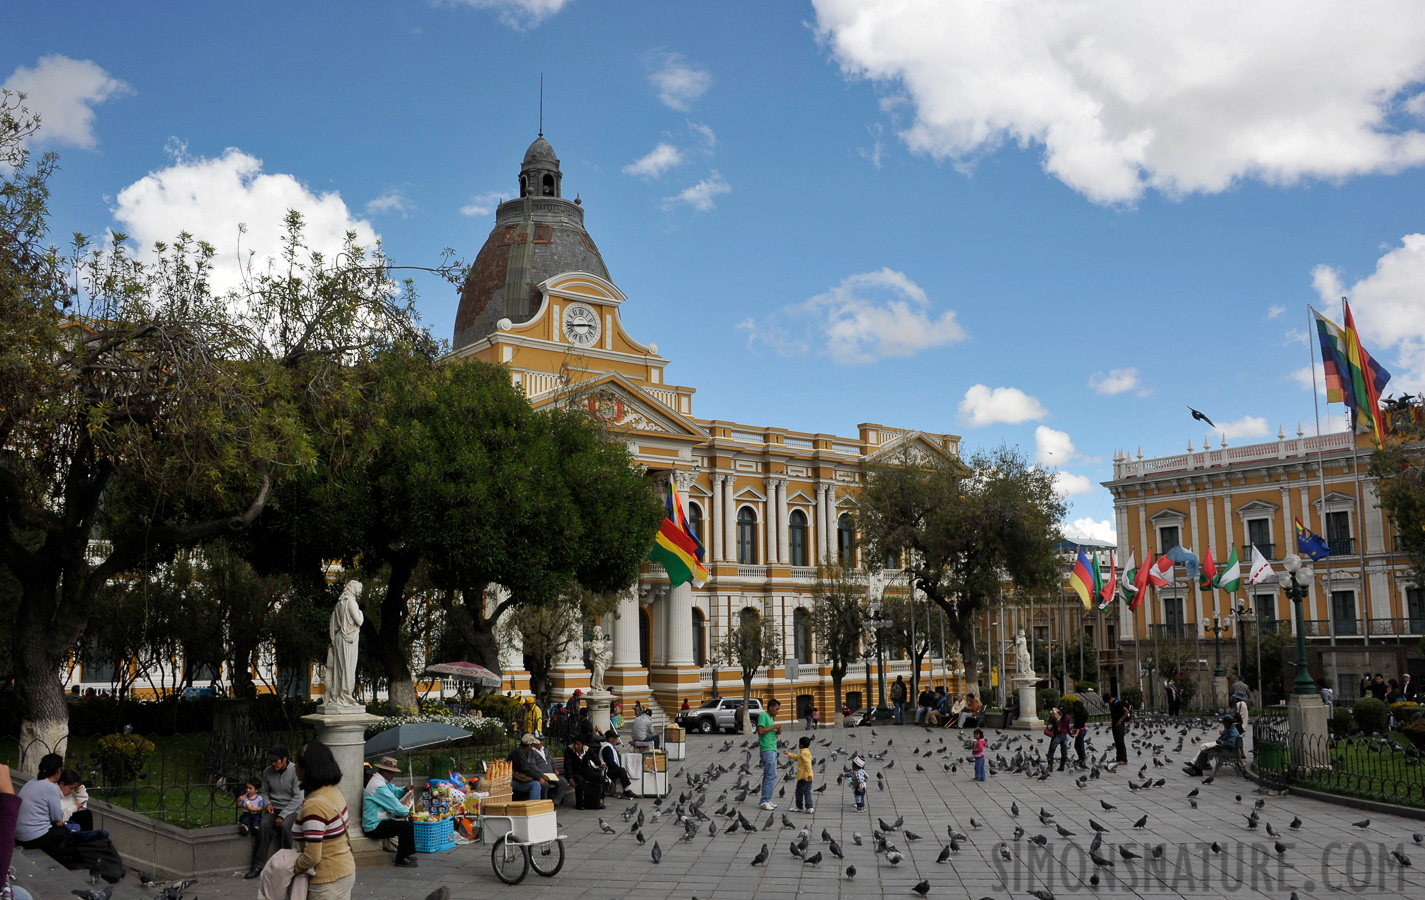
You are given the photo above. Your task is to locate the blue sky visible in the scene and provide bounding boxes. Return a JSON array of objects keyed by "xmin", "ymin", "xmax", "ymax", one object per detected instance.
[{"xmin": 8, "ymin": 0, "xmax": 1425, "ymax": 542}]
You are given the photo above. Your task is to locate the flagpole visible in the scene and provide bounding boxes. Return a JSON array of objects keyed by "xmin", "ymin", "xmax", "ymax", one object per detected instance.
[{"xmin": 1308, "ymin": 306, "xmax": 1339, "ymax": 667}]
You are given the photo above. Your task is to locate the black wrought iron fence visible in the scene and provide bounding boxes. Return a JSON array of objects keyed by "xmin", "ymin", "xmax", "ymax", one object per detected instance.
[{"xmin": 1252, "ymin": 717, "xmax": 1425, "ymax": 807}]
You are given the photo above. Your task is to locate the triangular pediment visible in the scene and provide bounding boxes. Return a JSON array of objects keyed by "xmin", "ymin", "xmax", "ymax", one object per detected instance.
[
  {"xmin": 865, "ymin": 431, "xmax": 969, "ymax": 472},
  {"xmin": 787, "ymin": 490, "xmax": 816, "ymax": 505},
  {"xmin": 1149, "ymin": 508, "xmax": 1187, "ymax": 523},
  {"xmin": 531, "ymin": 372, "xmax": 708, "ymax": 440},
  {"xmin": 734, "ymin": 486, "xmax": 768, "ymax": 503},
  {"xmin": 1236, "ymin": 499, "xmax": 1279, "ymax": 517}
]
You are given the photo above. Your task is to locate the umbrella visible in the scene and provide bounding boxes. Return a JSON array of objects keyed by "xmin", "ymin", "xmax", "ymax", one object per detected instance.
[
  {"xmin": 426, "ymin": 661, "xmax": 502, "ymax": 689},
  {"xmin": 364, "ymin": 722, "xmax": 473, "ymax": 758}
]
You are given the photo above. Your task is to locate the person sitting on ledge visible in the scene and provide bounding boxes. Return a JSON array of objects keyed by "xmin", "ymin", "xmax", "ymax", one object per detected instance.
[
  {"xmin": 362, "ymin": 757, "xmax": 418, "ymax": 869},
  {"xmin": 564, "ymin": 736, "xmax": 606, "ymax": 810},
  {"xmin": 510, "ymin": 734, "xmax": 548, "ymax": 802},
  {"xmin": 16, "ymin": 754, "xmax": 124, "ymax": 883},
  {"xmin": 630, "ymin": 708, "xmax": 660, "ymax": 749}
]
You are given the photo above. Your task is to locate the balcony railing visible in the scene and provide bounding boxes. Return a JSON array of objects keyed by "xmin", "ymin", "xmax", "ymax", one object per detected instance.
[
  {"xmin": 738, "ymin": 566, "xmax": 768, "ymax": 578},
  {"xmin": 1327, "ymin": 536, "xmax": 1355, "ymax": 555},
  {"xmin": 1149, "ymin": 624, "xmax": 1194, "ymax": 640},
  {"xmin": 1241, "ymin": 543, "xmax": 1274, "ymax": 561},
  {"xmin": 1368, "ymin": 617, "xmax": 1425, "ymax": 637}
]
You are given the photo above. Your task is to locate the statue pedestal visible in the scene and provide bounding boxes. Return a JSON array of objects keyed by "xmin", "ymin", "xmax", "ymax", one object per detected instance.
[
  {"xmin": 1009, "ymin": 677, "xmax": 1045, "ymax": 731},
  {"xmin": 1212, "ymin": 676, "xmax": 1229, "ymax": 709},
  {"xmin": 302, "ymin": 709, "xmax": 382, "ymax": 826},
  {"xmin": 584, "ymin": 690, "xmax": 614, "ymax": 734},
  {"xmin": 1286, "ymin": 692, "xmax": 1330, "ymax": 772}
]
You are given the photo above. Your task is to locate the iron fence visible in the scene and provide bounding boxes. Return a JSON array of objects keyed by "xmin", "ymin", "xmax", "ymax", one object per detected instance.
[{"xmin": 1252, "ymin": 716, "xmax": 1425, "ymax": 807}]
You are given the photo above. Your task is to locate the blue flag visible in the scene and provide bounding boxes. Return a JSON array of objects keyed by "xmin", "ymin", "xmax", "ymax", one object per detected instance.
[
  {"xmin": 1165, "ymin": 545, "xmax": 1200, "ymax": 582},
  {"xmin": 1294, "ymin": 517, "xmax": 1331, "ymax": 561}
]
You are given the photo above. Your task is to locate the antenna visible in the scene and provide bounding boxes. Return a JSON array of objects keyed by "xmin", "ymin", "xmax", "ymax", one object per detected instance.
[{"xmin": 539, "ymin": 73, "xmax": 544, "ymax": 137}]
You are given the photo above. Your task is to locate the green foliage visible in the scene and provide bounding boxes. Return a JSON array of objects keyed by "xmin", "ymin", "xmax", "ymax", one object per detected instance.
[
  {"xmin": 1121, "ymin": 684, "xmax": 1144, "ymax": 709},
  {"xmin": 1402, "ymin": 718, "xmax": 1425, "ymax": 751},
  {"xmin": 1038, "ymin": 688, "xmax": 1061, "ymax": 711},
  {"xmin": 1371, "ymin": 440, "xmax": 1425, "ymax": 589},
  {"xmin": 1075, "ymin": 681, "xmax": 1098, "ymax": 693},
  {"xmin": 95, "ymin": 733, "xmax": 156, "ymax": 786},
  {"xmin": 1235, "ymin": 625, "xmax": 1292, "ymax": 703},
  {"xmin": 721, "ymin": 611, "xmax": 782, "ymax": 685},
  {"xmin": 1391, "ymin": 701, "xmax": 1421, "ymax": 720},
  {"xmin": 1352, "ymin": 697, "xmax": 1388, "ymax": 734},
  {"xmin": 1330, "ymin": 707, "xmax": 1355, "ymax": 735},
  {"xmin": 1032, "ymin": 634, "xmax": 1099, "ymax": 685}
]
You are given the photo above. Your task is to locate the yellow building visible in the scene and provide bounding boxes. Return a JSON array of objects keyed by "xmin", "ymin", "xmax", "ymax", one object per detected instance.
[
  {"xmin": 447, "ymin": 134, "xmax": 967, "ymax": 720},
  {"xmin": 1105, "ymin": 427, "xmax": 1424, "ymax": 706}
]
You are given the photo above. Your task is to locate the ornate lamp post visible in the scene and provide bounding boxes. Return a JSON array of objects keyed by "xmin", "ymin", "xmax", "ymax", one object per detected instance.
[
  {"xmin": 1142, "ymin": 657, "xmax": 1156, "ymax": 711},
  {"xmin": 1201, "ymin": 614, "xmax": 1229, "ymax": 679},
  {"xmin": 1278, "ymin": 554, "xmax": 1317, "ymax": 695},
  {"xmin": 863, "ymin": 607, "xmax": 893, "ymax": 719}
]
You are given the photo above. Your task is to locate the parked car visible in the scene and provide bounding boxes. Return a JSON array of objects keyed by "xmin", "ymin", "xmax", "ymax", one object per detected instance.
[{"xmin": 678, "ymin": 697, "xmax": 764, "ymax": 734}]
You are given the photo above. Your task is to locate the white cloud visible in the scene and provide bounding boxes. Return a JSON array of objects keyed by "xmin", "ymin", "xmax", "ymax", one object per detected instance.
[
  {"xmin": 1212, "ymin": 415, "xmax": 1270, "ymax": 440},
  {"xmin": 1035, "ymin": 426, "xmax": 1076, "ymax": 466},
  {"xmin": 1267, "ymin": 304, "xmax": 1286, "ymax": 319},
  {"xmin": 1290, "ymin": 361, "xmax": 1326, "ymax": 394},
  {"xmin": 648, "ymin": 52, "xmax": 712, "ymax": 111},
  {"xmin": 1063, "ymin": 516, "xmax": 1117, "ymax": 544},
  {"xmin": 443, "ymin": 0, "xmax": 572, "ymax": 30},
  {"xmin": 460, "ymin": 191, "xmax": 504, "ymax": 217},
  {"xmin": 113, "ymin": 147, "xmax": 378, "ymax": 297},
  {"xmin": 1283, "ymin": 328, "xmax": 1309, "ymax": 346},
  {"xmin": 812, "ymin": 1, "xmax": 1425, "ymax": 205},
  {"xmin": 3, "ymin": 55, "xmax": 130, "ymax": 149},
  {"xmin": 958, "ymin": 384, "xmax": 1048, "ymax": 427},
  {"xmin": 365, "ymin": 188, "xmax": 412, "ymax": 219},
  {"xmin": 1088, "ymin": 367, "xmax": 1142, "ymax": 396},
  {"xmin": 859, "ymin": 123, "xmax": 887, "ymax": 168},
  {"xmin": 688, "ymin": 121, "xmax": 716, "ymax": 152},
  {"xmin": 1053, "ymin": 472, "xmax": 1097, "ymax": 498},
  {"xmin": 662, "ymin": 171, "xmax": 731, "ymax": 211},
  {"xmin": 1313, "ymin": 235, "xmax": 1425, "ymax": 391},
  {"xmin": 623, "ymin": 142, "xmax": 685, "ymax": 179},
  {"xmin": 741, "ymin": 268, "xmax": 966, "ymax": 365}
]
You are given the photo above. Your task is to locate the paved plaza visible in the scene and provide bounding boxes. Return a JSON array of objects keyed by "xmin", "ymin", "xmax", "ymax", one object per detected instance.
[{"xmin": 14, "ymin": 719, "xmax": 1425, "ymax": 900}]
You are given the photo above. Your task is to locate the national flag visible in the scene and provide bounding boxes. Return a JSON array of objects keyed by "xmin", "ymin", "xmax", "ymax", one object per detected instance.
[
  {"xmin": 649, "ymin": 481, "xmax": 709, "ymax": 588},
  {"xmin": 1069, "ymin": 549, "xmax": 1094, "ymax": 610},
  {"xmin": 1214, "ymin": 546, "xmax": 1241, "ymax": 592},
  {"xmin": 1294, "ymin": 517, "xmax": 1331, "ymax": 561},
  {"xmin": 1165, "ymin": 545, "xmax": 1200, "ymax": 582},
  {"xmin": 1131, "ymin": 551, "xmax": 1155, "ymax": 611},
  {"xmin": 1248, "ymin": 545, "xmax": 1275, "ymax": 586},
  {"xmin": 1197, "ymin": 546, "xmax": 1217, "ymax": 591},
  {"xmin": 1315, "ymin": 304, "xmax": 1392, "ymax": 444},
  {"xmin": 1146, "ymin": 553, "xmax": 1174, "ymax": 589},
  {"xmin": 1115, "ymin": 551, "xmax": 1138, "ymax": 608},
  {"xmin": 1091, "ymin": 551, "xmax": 1105, "ymax": 596},
  {"xmin": 1098, "ymin": 553, "xmax": 1117, "ymax": 610}
]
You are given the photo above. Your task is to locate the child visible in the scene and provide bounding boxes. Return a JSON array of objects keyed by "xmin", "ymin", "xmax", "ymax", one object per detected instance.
[
  {"xmin": 972, "ymin": 729, "xmax": 987, "ymax": 782},
  {"xmin": 850, "ymin": 754, "xmax": 869, "ymax": 811},
  {"xmin": 786, "ymin": 735, "xmax": 815, "ymax": 813},
  {"xmin": 237, "ymin": 777, "xmax": 264, "ymax": 835}
]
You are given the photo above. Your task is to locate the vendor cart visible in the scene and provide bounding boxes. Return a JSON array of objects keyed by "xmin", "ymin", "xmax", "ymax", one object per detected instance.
[{"xmin": 479, "ymin": 802, "xmax": 566, "ymax": 884}]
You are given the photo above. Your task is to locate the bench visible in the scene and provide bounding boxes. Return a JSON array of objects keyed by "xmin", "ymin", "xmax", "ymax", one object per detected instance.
[{"xmin": 1205, "ymin": 744, "xmax": 1248, "ymax": 778}]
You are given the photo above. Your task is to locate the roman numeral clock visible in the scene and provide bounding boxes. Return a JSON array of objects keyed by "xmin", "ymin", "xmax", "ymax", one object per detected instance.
[{"xmin": 562, "ymin": 302, "xmax": 601, "ymax": 347}]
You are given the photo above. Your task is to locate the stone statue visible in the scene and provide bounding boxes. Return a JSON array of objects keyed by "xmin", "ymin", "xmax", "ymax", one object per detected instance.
[
  {"xmin": 585, "ymin": 624, "xmax": 613, "ymax": 692},
  {"xmin": 323, "ymin": 580, "xmax": 364, "ymax": 712},
  {"xmin": 1014, "ymin": 628, "xmax": 1034, "ymax": 680}
]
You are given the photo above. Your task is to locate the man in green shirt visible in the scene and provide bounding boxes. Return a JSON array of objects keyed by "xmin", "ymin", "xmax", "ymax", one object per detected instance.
[{"xmin": 757, "ymin": 699, "xmax": 782, "ymax": 810}]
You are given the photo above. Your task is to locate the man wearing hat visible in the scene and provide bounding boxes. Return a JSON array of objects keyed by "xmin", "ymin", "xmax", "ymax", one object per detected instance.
[
  {"xmin": 1184, "ymin": 715, "xmax": 1242, "ymax": 775},
  {"xmin": 563, "ymin": 735, "xmax": 605, "ymax": 810},
  {"xmin": 245, "ymin": 744, "xmax": 304, "ymax": 879},
  {"xmin": 528, "ymin": 735, "xmax": 567, "ymax": 805},
  {"xmin": 363, "ymin": 757, "xmax": 418, "ymax": 868},
  {"xmin": 598, "ymin": 731, "xmax": 635, "ymax": 799},
  {"xmin": 510, "ymin": 734, "xmax": 548, "ymax": 802}
]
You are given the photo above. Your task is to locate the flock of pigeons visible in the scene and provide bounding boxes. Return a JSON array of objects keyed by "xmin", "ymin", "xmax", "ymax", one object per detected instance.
[{"xmin": 587, "ymin": 713, "xmax": 1424, "ymax": 899}]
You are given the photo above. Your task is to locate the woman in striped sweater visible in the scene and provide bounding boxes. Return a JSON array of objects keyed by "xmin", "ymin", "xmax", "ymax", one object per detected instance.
[{"xmin": 293, "ymin": 742, "xmax": 355, "ymax": 900}]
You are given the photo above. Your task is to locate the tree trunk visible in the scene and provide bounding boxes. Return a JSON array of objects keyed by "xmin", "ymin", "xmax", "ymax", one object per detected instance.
[
  {"xmin": 831, "ymin": 670, "xmax": 845, "ymax": 727},
  {"xmin": 959, "ymin": 628, "xmax": 980, "ymax": 700},
  {"xmin": 740, "ymin": 677, "xmax": 753, "ymax": 733},
  {"xmin": 14, "ymin": 572, "xmax": 75, "ymax": 775},
  {"xmin": 363, "ymin": 552, "xmax": 419, "ymax": 714}
]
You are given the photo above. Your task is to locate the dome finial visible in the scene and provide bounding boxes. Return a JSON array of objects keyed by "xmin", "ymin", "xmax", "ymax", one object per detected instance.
[{"xmin": 538, "ymin": 72, "xmax": 544, "ymax": 138}]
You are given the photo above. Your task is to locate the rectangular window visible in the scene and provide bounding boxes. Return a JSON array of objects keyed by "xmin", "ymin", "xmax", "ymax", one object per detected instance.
[
  {"xmin": 1158, "ymin": 525, "xmax": 1180, "ymax": 554},
  {"xmin": 1407, "ymin": 588, "xmax": 1425, "ymax": 634},
  {"xmin": 1331, "ymin": 590, "xmax": 1358, "ymax": 636},
  {"xmin": 1163, "ymin": 597, "xmax": 1186, "ymax": 637},
  {"xmin": 1247, "ymin": 518, "xmax": 1272, "ymax": 557},
  {"xmin": 1106, "ymin": 623, "xmax": 1117, "ymax": 649},
  {"xmin": 82, "ymin": 641, "xmax": 116, "ymax": 684},
  {"xmin": 1326, "ymin": 511, "xmax": 1352, "ymax": 553}
]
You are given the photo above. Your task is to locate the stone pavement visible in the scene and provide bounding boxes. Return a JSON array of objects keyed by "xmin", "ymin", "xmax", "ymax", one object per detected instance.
[{"xmin": 18, "ymin": 719, "xmax": 1425, "ymax": 900}]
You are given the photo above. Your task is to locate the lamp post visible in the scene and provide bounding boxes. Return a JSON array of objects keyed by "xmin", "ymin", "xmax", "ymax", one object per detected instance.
[
  {"xmin": 1142, "ymin": 657, "xmax": 1156, "ymax": 711},
  {"xmin": 1232, "ymin": 601, "xmax": 1259, "ymax": 704},
  {"xmin": 863, "ymin": 608, "xmax": 893, "ymax": 718},
  {"xmin": 711, "ymin": 656, "xmax": 721, "ymax": 699},
  {"xmin": 1201, "ymin": 614, "xmax": 1228, "ymax": 678},
  {"xmin": 1278, "ymin": 554, "xmax": 1317, "ymax": 695}
]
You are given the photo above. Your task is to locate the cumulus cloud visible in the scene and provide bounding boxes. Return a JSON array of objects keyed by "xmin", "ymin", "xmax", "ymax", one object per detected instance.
[
  {"xmin": 812, "ymin": 0, "xmax": 1425, "ymax": 204},
  {"xmin": 1267, "ymin": 304, "xmax": 1286, "ymax": 319},
  {"xmin": 959, "ymin": 384, "xmax": 1049, "ymax": 427},
  {"xmin": 365, "ymin": 188, "xmax": 412, "ymax": 219},
  {"xmin": 1211, "ymin": 415, "xmax": 1271, "ymax": 440},
  {"xmin": 1053, "ymin": 472, "xmax": 1097, "ymax": 498},
  {"xmin": 1088, "ymin": 367, "xmax": 1143, "ymax": 396},
  {"xmin": 623, "ymin": 142, "xmax": 685, "ymax": 179},
  {"xmin": 688, "ymin": 121, "xmax": 717, "ymax": 152},
  {"xmin": 1035, "ymin": 426, "xmax": 1077, "ymax": 466},
  {"xmin": 460, "ymin": 191, "xmax": 504, "ymax": 217},
  {"xmin": 648, "ymin": 52, "xmax": 712, "ymax": 111},
  {"xmin": 662, "ymin": 170, "xmax": 731, "ymax": 211},
  {"xmin": 113, "ymin": 147, "xmax": 378, "ymax": 296},
  {"xmin": 3, "ymin": 55, "xmax": 130, "ymax": 149},
  {"xmin": 1290, "ymin": 361, "xmax": 1326, "ymax": 394},
  {"xmin": 1313, "ymin": 235, "xmax": 1425, "ymax": 391},
  {"xmin": 1063, "ymin": 516, "xmax": 1117, "ymax": 544},
  {"xmin": 443, "ymin": 0, "xmax": 572, "ymax": 30},
  {"xmin": 740, "ymin": 268, "xmax": 965, "ymax": 364}
]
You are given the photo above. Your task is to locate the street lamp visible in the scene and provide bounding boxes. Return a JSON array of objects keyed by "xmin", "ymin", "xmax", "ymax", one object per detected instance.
[
  {"xmin": 710, "ymin": 656, "xmax": 721, "ymax": 699},
  {"xmin": 1201, "ymin": 614, "xmax": 1229, "ymax": 678},
  {"xmin": 863, "ymin": 607, "xmax": 893, "ymax": 719},
  {"xmin": 1142, "ymin": 656, "xmax": 1156, "ymax": 711},
  {"xmin": 1232, "ymin": 601, "xmax": 1259, "ymax": 704},
  {"xmin": 1277, "ymin": 554, "xmax": 1317, "ymax": 695}
]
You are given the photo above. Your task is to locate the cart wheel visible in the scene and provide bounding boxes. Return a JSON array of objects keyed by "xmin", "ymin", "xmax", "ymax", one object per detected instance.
[
  {"xmin": 491, "ymin": 836, "xmax": 529, "ymax": 885},
  {"xmin": 529, "ymin": 838, "xmax": 566, "ymax": 877}
]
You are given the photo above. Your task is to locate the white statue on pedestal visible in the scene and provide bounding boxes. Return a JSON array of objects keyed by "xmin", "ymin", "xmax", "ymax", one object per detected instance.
[
  {"xmin": 586, "ymin": 624, "xmax": 613, "ymax": 692},
  {"xmin": 1014, "ymin": 628, "xmax": 1034, "ymax": 680},
  {"xmin": 324, "ymin": 580, "xmax": 364, "ymax": 712}
]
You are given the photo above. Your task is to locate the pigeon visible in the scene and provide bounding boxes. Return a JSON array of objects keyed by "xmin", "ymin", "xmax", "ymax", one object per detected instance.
[
  {"xmin": 636, "ymin": 830, "xmax": 645, "ymax": 844},
  {"xmin": 71, "ymin": 891, "xmax": 112, "ymax": 900},
  {"xmin": 853, "ymin": 832, "xmax": 864, "ymax": 845},
  {"xmin": 936, "ymin": 845, "xmax": 952, "ymax": 863},
  {"xmin": 1289, "ymin": 816, "xmax": 1302, "ymax": 830},
  {"xmin": 652, "ymin": 842, "xmax": 662, "ymax": 864},
  {"xmin": 886, "ymin": 849, "xmax": 904, "ymax": 866},
  {"xmin": 764, "ymin": 813, "xmax": 775, "ymax": 831},
  {"xmin": 1275, "ymin": 842, "xmax": 1286, "ymax": 855},
  {"xmin": 970, "ymin": 817, "xmax": 982, "ymax": 828},
  {"xmin": 1089, "ymin": 819, "xmax": 1109, "ymax": 833},
  {"xmin": 1151, "ymin": 845, "xmax": 1164, "ymax": 859},
  {"xmin": 1100, "ymin": 800, "xmax": 1117, "ymax": 811},
  {"xmin": 879, "ymin": 818, "xmax": 897, "ymax": 832},
  {"xmin": 1188, "ymin": 406, "xmax": 1215, "ymax": 427},
  {"xmin": 905, "ymin": 830, "xmax": 922, "ymax": 841},
  {"xmin": 1055, "ymin": 824, "xmax": 1075, "ymax": 838},
  {"xmin": 829, "ymin": 839, "xmax": 843, "ymax": 859},
  {"xmin": 1090, "ymin": 852, "xmax": 1114, "ymax": 868},
  {"xmin": 1011, "ymin": 802, "xmax": 1020, "ymax": 817},
  {"xmin": 1118, "ymin": 846, "xmax": 1140, "ymax": 860},
  {"xmin": 1211, "ymin": 842, "xmax": 1223, "ymax": 854},
  {"xmin": 425, "ymin": 889, "xmax": 450, "ymax": 900},
  {"xmin": 1012, "ymin": 825, "xmax": 1025, "ymax": 841},
  {"xmin": 1029, "ymin": 890, "xmax": 1055, "ymax": 900},
  {"xmin": 1352, "ymin": 819, "xmax": 1370, "ymax": 829},
  {"xmin": 750, "ymin": 844, "xmax": 769, "ymax": 866},
  {"xmin": 804, "ymin": 851, "xmax": 824, "ymax": 866},
  {"xmin": 598, "ymin": 818, "xmax": 616, "ymax": 834},
  {"xmin": 1030, "ymin": 834, "xmax": 1048, "ymax": 846},
  {"xmin": 1391, "ymin": 851, "xmax": 1412, "ymax": 867},
  {"xmin": 912, "ymin": 880, "xmax": 930, "ymax": 897},
  {"xmin": 822, "ymin": 828, "xmax": 834, "ymax": 843},
  {"xmin": 846, "ymin": 865, "xmax": 857, "ymax": 879},
  {"xmin": 1414, "ymin": 834, "xmax": 1424, "ymax": 844},
  {"xmin": 998, "ymin": 844, "xmax": 1013, "ymax": 862},
  {"xmin": 1133, "ymin": 815, "xmax": 1148, "ymax": 828}
]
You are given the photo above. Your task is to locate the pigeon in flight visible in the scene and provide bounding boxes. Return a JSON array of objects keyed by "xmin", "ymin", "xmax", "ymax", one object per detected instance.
[{"xmin": 1188, "ymin": 406, "xmax": 1215, "ymax": 427}]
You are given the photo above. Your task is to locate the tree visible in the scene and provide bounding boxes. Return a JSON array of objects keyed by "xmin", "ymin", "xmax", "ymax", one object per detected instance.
[
  {"xmin": 809, "ymin": 561, "xmax": 868, "ymax": 726},
  {"xmin": 719, "ymin": 610, "xmax": 782, "ymax": 733},
  {"xmin": 857, "ymin": 444, "xmax": 1065, "ymax": 694},
  {"xmin": 1371, "ymin": 438, "xmax": 1425, "ymax": 588},
  {"xmin": 881, "ymin": 578, "xmax": 935, "ymax": 701},
  {"xmin": 0, "ymin": 95, "xmax": 425, "ymax": 769},
  {"xmin": 1032, "ymin": 632, "xmax": 1099, "ymax": 690},
  {"xmin": 497, "ymin": 585, "xmax": 621, "ymax": 700}
]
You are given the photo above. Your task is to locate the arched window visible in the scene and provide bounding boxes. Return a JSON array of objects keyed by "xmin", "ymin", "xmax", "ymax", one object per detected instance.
[
  {"xmin": 692, "ymin": 608, "xmax": 706, "ymax": 666},
  {"xmin": 542, "ymin": 173, "xmax": 555, "ymax": 196},
  {"xmin": 741, "ymin": 606, "xmax": 761, "ymax": 629},
  {"xmin": 793, "ymin": 607, "xmax": 812, "ymax": 664},
  {"xmin": 687, "ymin": 501, "xmax": 704, "ymax": 545},
  {"xmin": 884, "ymin": 549, "xmax": 900, "ymax": 570},
  {"xmin": 788, "ymin": 509, "xmax": 809, "ymax": 567},
  {"xmin": 737, "ymin": 506, "xmax": 758, "ymax": 564},
  {"xmin": 838, "ymin": 514, "xmax": 856, "ymax": 566}
]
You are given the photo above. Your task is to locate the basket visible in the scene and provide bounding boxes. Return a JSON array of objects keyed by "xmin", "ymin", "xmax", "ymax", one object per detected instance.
[{"xmin": 413, "ymin": 817, "xmax": 456, "ymax": 853}]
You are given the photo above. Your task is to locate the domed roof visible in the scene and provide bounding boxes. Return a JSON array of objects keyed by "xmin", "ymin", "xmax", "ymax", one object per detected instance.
[{"xmin": 523, "ymin": 135, "xmax": 557, "ymax": 166}]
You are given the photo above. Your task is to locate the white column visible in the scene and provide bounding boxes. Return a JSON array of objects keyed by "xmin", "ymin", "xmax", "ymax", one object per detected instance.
[
  {"xmin": 777, "ymin": 479, "xmax": 790, "ymax": 565},
  {"xmin": 667, "ymin": 582, "xmax": 696, "ymax": 666},
  {"xmin": 712, "ymin": 475, "xmax": 725, "ymax": 562},
  {"xmin": 724, "ymin": 476, "xmax": 737, "ymax": 564},
  {"xmin": 613, "ymin": 588, "xmax": 641, "ymax": 667},
  {"xmin": 764, "ymin": 478, "xmax": 778, "ymax": 565},
  {"xmin": 815, "ymin": 483, "xmax": 829, "ymax": 565},
  {"xmin": 827, "ymin": 484, "xmax": 839, "ymax": 564}
]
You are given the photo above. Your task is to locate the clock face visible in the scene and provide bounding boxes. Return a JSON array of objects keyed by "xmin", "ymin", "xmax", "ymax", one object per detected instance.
[{"xmin": 562, "ymin": 303, "xmax": 601, "ymax": 346}]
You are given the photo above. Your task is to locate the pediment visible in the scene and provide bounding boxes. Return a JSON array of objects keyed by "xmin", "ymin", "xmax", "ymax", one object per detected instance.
[
  {"xmin": 787, "ymin": 490, "xmax": 816, "ymax": 505},
  {"xmin": 865, "ymin": 431, "xmax": 968, "ymax": 471},
  {"xmin": 734, "ymin": 487, "xmax": 767, "ymax": 503},
  {"xmin": 1149, "ymin": 508, "xmax": 1187, "ymax": 523},
  {"xmin": 532, "ymin": 372, "xmax": 708, "ymax": 440},
  {"xmin": 538, "ymin": 271, "xmax": 627, "ymax": 306},
  {"xmin": 1236, "ymin": 499, "xmax": 1279, "ymax": 517},
  {"xmin": 1312, "ymin": 491, "xmax": 1357, "ymax": 510}
]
